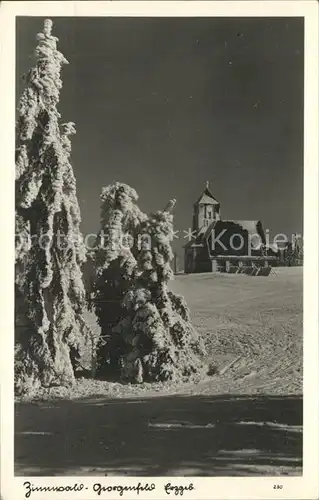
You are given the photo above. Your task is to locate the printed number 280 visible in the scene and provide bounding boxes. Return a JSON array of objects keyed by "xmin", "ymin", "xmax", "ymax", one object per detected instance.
[{"xmin": 273, "ymin": 485, "xmax": 283, "ymax": 490}]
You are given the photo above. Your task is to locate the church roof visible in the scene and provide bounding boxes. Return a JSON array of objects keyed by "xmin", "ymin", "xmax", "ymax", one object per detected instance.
[
  {"xmin": 232, "ymin": 220, "xmax": 261, "ymax": 234},
  {"xmin": 195, "ymin": 186, "xmax": 219, "ymax": 206},
  {"xmin": 232, "ymin": 220, "xmax": 265, "ymax": 248},
  {"xmin": 184, "ymin": 219, "xmax": 266, "ymax": 249},
  {"xmin": 203, "ymin": 220, "xmax": 264, "ymax": 242},
  {"xmin": 209, "ymin": 220, "xmax": 265, "ymax": 248}
]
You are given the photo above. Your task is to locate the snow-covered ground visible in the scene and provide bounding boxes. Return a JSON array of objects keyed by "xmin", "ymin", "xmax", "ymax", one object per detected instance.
[
  {"xmin": 15, "ymin": 267, "xmax": 302, "ymax": 476},
  {"xmin": 171, "ymin": 266, "xmax": 302, "ymax": 396}
]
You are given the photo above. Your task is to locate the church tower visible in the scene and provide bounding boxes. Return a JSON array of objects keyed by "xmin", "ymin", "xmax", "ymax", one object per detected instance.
[{"xmin": 192, "ymin": 181, "xmax": 221, "ymax": 232}]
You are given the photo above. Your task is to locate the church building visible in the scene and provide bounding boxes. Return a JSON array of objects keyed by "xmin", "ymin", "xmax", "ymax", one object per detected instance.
[{"xmin": 184, "ymin": 183, "xmax": 279, "ymax": 274}]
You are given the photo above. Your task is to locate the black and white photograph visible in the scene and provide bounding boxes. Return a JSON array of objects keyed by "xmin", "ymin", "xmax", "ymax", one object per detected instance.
[{"xmin": 0, "ymin": 1, "xmax": 318, "ymax": 499}]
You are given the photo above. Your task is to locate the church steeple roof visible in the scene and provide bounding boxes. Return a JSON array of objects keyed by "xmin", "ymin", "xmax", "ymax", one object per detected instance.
[{"xmin": 195, "ymin": 181, "xmax": 219, "ymax": 206}]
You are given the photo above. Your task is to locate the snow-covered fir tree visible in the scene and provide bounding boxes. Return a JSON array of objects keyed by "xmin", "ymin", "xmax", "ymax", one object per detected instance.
[
  {"xmin": 15, "ymin": 19, "xmax": 91, "ymax": 393},
  {"xmin": 91, "ymin": 182, "xmax": 147, "ymax": 376},
  {"xmin": 92, "ymin": 182, "xmax": 207, "ymax": 383}
]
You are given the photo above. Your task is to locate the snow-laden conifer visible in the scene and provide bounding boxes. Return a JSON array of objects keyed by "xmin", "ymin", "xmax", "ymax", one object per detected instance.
[
  {"xmin": 92, "ymin": 182, "xmax": 207, "ymax": 382},
  {"xmin": 15, "ymin": 19, "xmax": 90, "ymax": 393},
  {"xmin": 91, "ymin": 182, "xmax": 146, "ymax": 375}
]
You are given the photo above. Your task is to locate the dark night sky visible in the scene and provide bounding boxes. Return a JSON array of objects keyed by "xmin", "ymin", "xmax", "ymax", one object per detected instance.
[{"xmin": 16, "ymin": 17, "xmax": 304, "ymax": 261}]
